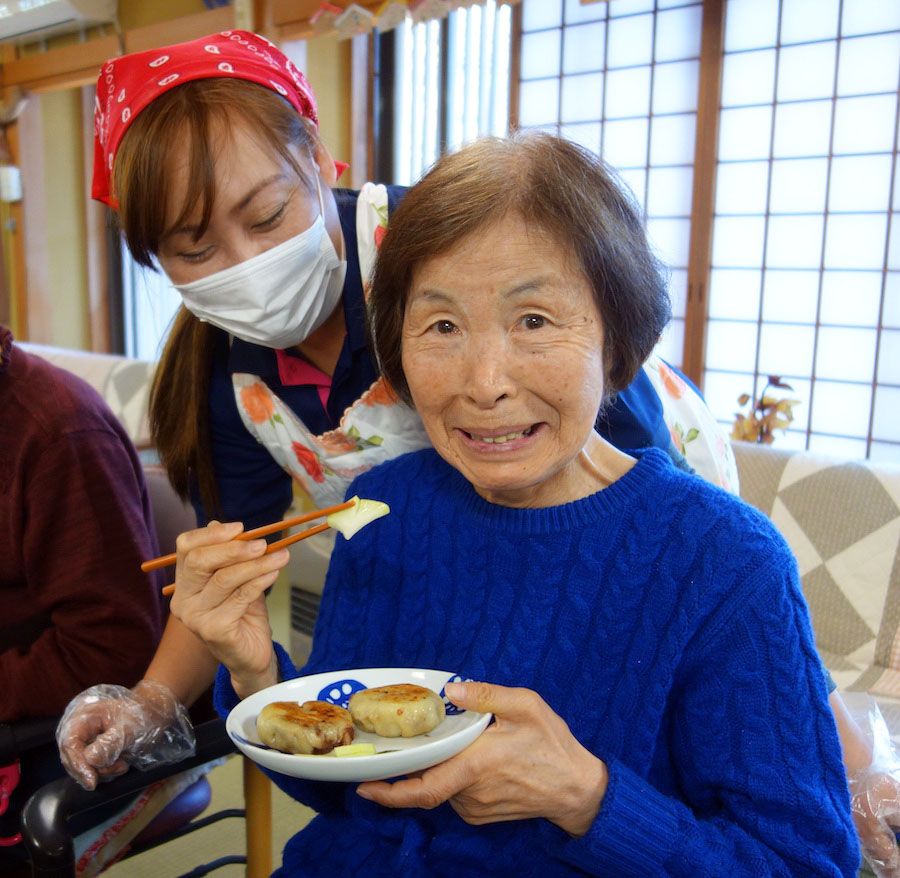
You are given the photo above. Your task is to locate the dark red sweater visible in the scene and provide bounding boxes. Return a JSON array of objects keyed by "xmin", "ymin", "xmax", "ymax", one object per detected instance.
[{"xmin": 0, "ymin": 328, "xmax": 165, "ymax": 721}]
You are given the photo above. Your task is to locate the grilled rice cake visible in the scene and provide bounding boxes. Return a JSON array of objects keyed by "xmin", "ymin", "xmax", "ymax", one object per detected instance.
[
  {"xmin": 256, "ymin": 700, "xmax": 354, "ymax": 754},
  {"xmin": 349, "ymin": 683, "xmax": 446, "ymax": 737}
]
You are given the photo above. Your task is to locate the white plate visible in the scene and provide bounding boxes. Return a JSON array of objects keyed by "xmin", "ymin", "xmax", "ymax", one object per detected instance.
[{"xmin": 226, "ymin": 668, "xmax": 492, "ymax": 782}]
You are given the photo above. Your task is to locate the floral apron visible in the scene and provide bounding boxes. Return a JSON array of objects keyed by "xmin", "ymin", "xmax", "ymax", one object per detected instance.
[{"xmin": 231, "ymin": 183, "xmax": 431, "ymax": 510}]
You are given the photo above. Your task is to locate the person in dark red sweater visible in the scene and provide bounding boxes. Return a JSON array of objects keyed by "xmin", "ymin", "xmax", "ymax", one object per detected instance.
[
  {"xmin": 0, "ymin": 325, "xmax": 166, "ymax": 862},
  {"xmin": 0, "ymin": 326, "xmax": 165, "ymax": 721}
]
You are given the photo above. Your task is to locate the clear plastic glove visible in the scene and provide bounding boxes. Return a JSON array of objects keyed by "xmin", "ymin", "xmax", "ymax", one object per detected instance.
[
  {"xmin": 57, "ymin": 679, "xmax": 196, "ymax": 790},
  {"xmin": 843, "ymin": 695, "xmax": 900, "ymax": 878}
]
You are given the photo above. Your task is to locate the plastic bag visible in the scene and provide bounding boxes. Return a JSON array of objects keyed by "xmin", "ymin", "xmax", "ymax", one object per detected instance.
[{"xmin": 843, "ymin": 693, "xmax": 900, "ymax": 878}]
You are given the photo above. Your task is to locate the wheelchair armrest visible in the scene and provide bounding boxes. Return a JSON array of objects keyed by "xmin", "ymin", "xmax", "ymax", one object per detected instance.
[
  {"xmin": 20, "ymin": 718, "xmax": 235, "ymax": 877},
  {"xmin": 0, "ymin": 717, "xmax": 59, "ymax": 767}
]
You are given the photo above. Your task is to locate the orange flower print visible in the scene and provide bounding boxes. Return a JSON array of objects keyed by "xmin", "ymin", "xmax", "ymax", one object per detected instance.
[
  {"xmin": 293, "ymin": 442, "xmax": 325, "ymax": 483},
  {"xmin": 374, "ymin": 224, "xmax": 387, "ymax": 250},
  {"xmin": 669, "ymin": 422, "xmax": 699, "ymax": 456},
  {"xmin": 240, "ymin": 382, "xmax": 275, "ymax": 424},
  {"xmin": 360, "ymin": 377, "xmax": 398, "ymax": 408},
  {"xmin": 318, "ymin": 430, "xmax": 358, "ymax": 454},
  {"xmin": 658, "ymin": 360, "xmax": 687, "ymax": 400}
]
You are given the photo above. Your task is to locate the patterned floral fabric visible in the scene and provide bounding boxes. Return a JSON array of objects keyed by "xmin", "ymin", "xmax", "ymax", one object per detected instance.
[{"xmin": 643, "ymin": 354, "xmax": 740, "ymax": 494}]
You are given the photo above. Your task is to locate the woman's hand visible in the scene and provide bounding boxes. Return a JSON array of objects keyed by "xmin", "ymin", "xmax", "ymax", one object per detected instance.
[
  {"xmin": 849, "ymin": 768, "xmax": 900, "ymax": 877},
  {"xmin": 830, "ymin": 691, "xmax": 900, "ymax": 877},
  {"xmin": 169, "ymin": 520, "xmax": 289, "ymax": 698},
  {"xmin": 356, "ymin": 682, "xmax": 608, "ymax": 837},
  {"xmin": 57, "ymin": 680, "xmax": 195, "ymax": 790}
]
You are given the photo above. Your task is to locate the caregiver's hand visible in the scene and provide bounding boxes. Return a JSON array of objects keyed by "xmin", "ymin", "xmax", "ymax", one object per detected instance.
[
  {"xmin": 169, "ymin": 520, "xmax": 289, "ymax": 699},
  {"xmin": 356, "ymin": 681, "xmax": 608, "ymax": 837},
  {"xmin": 849, "ymin": 767, "xmax": 900, "ymax": 878},
  {"xmin": 57, "ymin": 679, "xmax": 194, "ymax": 790}
]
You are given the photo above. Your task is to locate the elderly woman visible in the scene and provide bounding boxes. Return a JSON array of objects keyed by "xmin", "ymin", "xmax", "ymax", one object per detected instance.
[
  {"xmin": 174, "ymin": 133, "xmax": 858, "ymax": 877},
  {"xmin": 59, "ymin": 30, "xmax": 738, "ymax": 793}
]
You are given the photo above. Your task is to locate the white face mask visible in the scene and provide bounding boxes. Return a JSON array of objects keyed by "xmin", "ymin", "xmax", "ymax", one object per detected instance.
[{"xmin": 173, "ymin": 176, "xmax": 347, "ymax": 350}]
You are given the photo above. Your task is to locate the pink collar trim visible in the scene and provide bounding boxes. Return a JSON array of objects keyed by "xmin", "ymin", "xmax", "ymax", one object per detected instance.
[{"xmin": 275, "ymin": 349, "xmax": 331, "ymax": 412}]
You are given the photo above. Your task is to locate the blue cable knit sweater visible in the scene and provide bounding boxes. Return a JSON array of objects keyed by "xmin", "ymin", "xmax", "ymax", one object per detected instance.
[{"xmin": 216, "ymin": 447, "xmax": 858, "ymax": 877}]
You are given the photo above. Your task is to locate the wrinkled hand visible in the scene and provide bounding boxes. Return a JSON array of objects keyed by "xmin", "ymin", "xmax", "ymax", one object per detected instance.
[
  {"xmin": 356, "ymin": 682, "xmax": 608, "ymax": 837},
  {"xmin": 57, "ymin": 680, "xmax": 195, "ymax": 790},
  {"xmin": 850, "ymin": 767, "xmax": 900, "ymax": 878},
  {"xmin": 169, "ymin": 521, "xmax": 289, "ymax": 698}
]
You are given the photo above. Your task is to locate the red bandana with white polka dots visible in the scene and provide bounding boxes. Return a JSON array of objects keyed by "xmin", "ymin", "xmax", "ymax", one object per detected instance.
[{"xmin": 91, "ymin": 29, "xmax": 319, "ymax": 208}]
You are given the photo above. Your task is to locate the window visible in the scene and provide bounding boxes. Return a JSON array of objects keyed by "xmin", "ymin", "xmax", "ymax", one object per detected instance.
[
  {"xmin": 121, "ymin": 251, "xmax": 181, "ymax": 362},
  {"xmin": 513, "ymin": 0, "xmax": 900, "ymax": 461},
  {"xmin": 517, "ymin": 0, "xmax": 703, "ymax": 372},
  {"xmin": 383, "ymin": 0, "xmax": 512, "ymax": 185},
  {"xmin": 704, "ymin": 0, "xmax": 900, "ymax": 461}
]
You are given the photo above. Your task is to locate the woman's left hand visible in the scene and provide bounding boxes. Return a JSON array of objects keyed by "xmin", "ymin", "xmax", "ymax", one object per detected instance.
[{"xmin": 356, "ymin": 681, "xmax": 608, "ymax": 837}]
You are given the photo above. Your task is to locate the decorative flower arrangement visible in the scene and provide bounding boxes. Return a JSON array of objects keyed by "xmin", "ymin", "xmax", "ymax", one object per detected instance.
[{"xmin": 731, "ymin": 376, "xmax": 800, "ymax": 445}]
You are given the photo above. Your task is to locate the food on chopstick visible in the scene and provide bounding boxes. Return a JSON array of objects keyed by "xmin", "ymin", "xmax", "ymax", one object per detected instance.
[
  {"xmin": 256, "ymin": 701, "xmax": 354, "ymax": 755},
  {"xmin": 349, "ymin": 684, "xmax": 446, "ymax": 738},
  {"xmin": 152, "ymin": 496, "xmax": 390, "ymax": 595},
  {"xmin": 326, "ymin": 495, "xmax": 391, "ymax": 539}
]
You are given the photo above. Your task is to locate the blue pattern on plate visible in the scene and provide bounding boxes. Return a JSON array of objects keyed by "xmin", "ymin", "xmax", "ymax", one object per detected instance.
[
  {"xmin": 317, "ymin": 678, "xmax": 366, "ymax": 708},
  {"xmin": 440, "ymin": 675, "xmax": 471, "ymax": 715}
]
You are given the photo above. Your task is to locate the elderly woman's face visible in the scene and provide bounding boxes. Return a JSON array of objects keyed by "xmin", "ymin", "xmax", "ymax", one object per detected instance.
[{"xmin": 401, "ymin": 213, "xmax": 608, "ymax": 508}]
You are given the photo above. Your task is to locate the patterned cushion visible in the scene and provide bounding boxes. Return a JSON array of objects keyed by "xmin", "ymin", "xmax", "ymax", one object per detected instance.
[{"xmin": 733, "ymin": 441, "xmax": 900, "ymax": 736}]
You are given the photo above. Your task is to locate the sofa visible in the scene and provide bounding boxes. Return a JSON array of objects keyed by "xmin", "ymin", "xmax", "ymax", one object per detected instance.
[
  {"xmin": 733, "ymin": 440, "xmax": 900, "ymax": 741},
  {"xmin": 20, "ymin": 343, "xmax": 900, "ymax": 741}
]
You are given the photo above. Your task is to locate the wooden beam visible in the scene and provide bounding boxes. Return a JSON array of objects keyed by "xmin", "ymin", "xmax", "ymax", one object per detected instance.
[
  {"xmin": 0, "ymin": 192, "xmax": 9, "ymax": 330},
  {"xmin": 0, "ymin": 47, "xmax": 12, "ymax": 330},
  {"xmin": 682, "ymin": 0, "xmax": 725, "ymax": 388},
  {"xmin": 16, "ymin": 95, "xmax": 51, "ymax": 343},
  {"xmin": 243, "ymin": 760, "xmax": 272, "ymax": 878},
  {"xmin": 253, "ymin": 0, "xmax": 277, "ymax": 41},
  {"xmin": 2, "ymin": 45, "xmax": 28, "ymax": 339},
  {"xmin": 0, "ymin": 6, "xmax": 235, "ymax": 94},
  {"xmin": 508, "ymin": 1, "xmax": 522, "ymax": 133},
  {"xmin": 0, "ymin": 2, "xmax": 392, "ymax": 92},
  {"xmin": 0, "ymin": 35, "xmax": 119, "ymax": 93},
  {"xmin": 349, "ymin": 31, "xmax": 373, "ymax": 189},
  {"xmin": 81, "ymin": 84, "xmax": 110, "ymax": 353},
  {"xmin": 122, "ymin": 6, "xmax": 234, "ymax": 54}
]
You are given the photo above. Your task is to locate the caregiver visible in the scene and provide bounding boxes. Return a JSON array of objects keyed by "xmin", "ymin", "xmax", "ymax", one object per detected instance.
[{"xmin": 174, "ymin": 132, "xmax": 858, "ymax": 877}]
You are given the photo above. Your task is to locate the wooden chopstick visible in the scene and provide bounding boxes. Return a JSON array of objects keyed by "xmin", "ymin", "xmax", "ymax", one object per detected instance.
[
  {"xmin": 144, "ymin": 499, "xmax": 354, "ymax": 578},
  {"xmin": 159, "ymin": 520, "xmax": 332, "ymax": 596}
]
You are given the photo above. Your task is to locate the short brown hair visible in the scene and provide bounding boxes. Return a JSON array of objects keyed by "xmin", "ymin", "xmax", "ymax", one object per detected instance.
[
  {"xmin": 369, "ymin": 132, "xmax": 670, "ymax": 404},
  {"xmin": 113, "ymin": 77, "xmax": 315, "ymax": 268}
]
